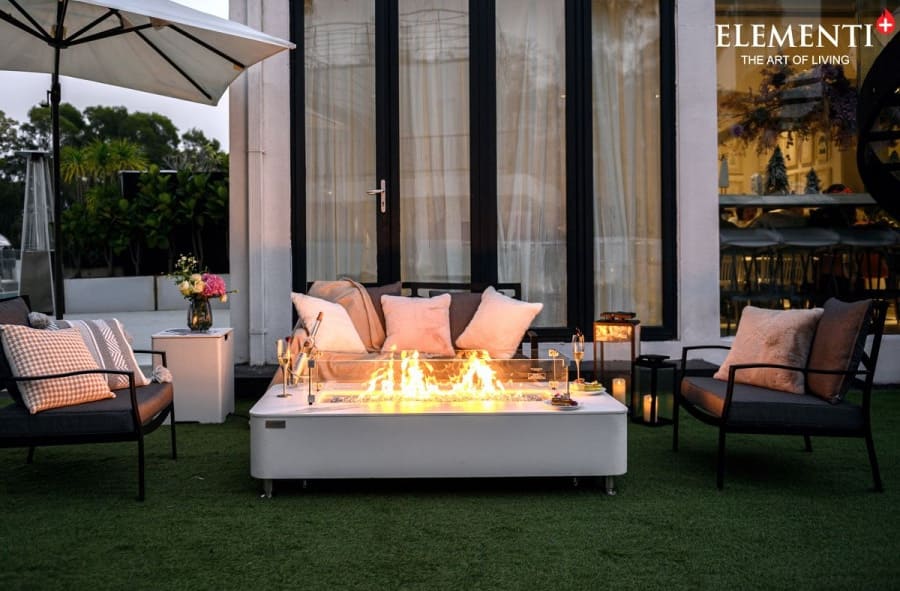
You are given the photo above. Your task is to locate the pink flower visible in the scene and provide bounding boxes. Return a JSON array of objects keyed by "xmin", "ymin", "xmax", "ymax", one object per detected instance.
[{"xmin": 202, "ymin": 273, "xmax": 227, "ymax": 298}]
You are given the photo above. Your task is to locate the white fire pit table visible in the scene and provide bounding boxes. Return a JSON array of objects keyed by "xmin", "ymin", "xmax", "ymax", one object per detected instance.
[{"xmin": 249, "ymin": 355, "xmax": 627, "ymax": 497}]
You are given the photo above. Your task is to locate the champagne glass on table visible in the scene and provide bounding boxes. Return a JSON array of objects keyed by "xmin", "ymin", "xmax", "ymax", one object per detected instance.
[
  {"xmin": 572, "ymin": 329, "xmax": 585, "ymax": 384},
  {"xmin": 276, "ymin": 337, "xmax": 293, "ymax": 397}
]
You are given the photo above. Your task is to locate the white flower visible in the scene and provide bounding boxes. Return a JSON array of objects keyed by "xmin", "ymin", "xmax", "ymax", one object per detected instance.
[
  {"xmin": 192, "ymin": 281, "xmax": 205, "ymax": 294},
  {"xmin": 179, "ymin": 281, "xmax": 192, "ymax": 296}
]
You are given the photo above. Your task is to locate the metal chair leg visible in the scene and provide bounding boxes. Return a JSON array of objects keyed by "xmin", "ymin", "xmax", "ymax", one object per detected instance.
[
  {"xmin": 865, "ymin": 431, "xmax": 883, "ymax": 492},
  {"xmin": 672, "ymin": 395, "xmax": 680, "ymax": 452},
  {"xmin": 169, "ymin": 404, "xmax": 177, "ymax": 460},
  {"xmin": 26, "ymin": 446, "xmax": 35, "ymax": 464},
  {"xmin": 716, "ymin": 427, "xmax": 727, "ymax": 490},
  {"xmin": 803, "ymin": 435, "xmax": 812, "ymax": 452},
  {"xmin": 137, "ymin": 436, "xmax": 146, "ymax": 502}
]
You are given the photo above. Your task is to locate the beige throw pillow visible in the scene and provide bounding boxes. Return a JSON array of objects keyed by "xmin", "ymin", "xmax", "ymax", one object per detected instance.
[
  {"xmin": 290, "ymin": 293, "xmax": 368, "ymax": 353},
  {"xmin": 713, "ymin": 306, "xmax": 823, "ymax": 394},
  {"xmin": 381, "ymin": 293, "xmax": 455, "ymax": 356},
  {"xmin": 0, "ymin": 325, "xmax": 114, "ymax": 414},
  {"xmin": 455, "ymin": 287, "xmax": 543, "ymax": 359}
]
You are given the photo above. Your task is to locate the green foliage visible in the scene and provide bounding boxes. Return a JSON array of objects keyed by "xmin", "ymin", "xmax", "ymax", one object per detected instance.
[{"xmin": 0, "ymin": 103, "xmax": 228, "ymax": 276}]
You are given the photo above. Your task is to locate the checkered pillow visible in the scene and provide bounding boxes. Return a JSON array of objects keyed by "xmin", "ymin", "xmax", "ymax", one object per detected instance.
[
  {"xmin": 52, "ymin": 319, "xmax": 150, "ymax": 389},
  {"xmin": 0, "ymin": 325, "xmax": 114, "ymax": 414}
]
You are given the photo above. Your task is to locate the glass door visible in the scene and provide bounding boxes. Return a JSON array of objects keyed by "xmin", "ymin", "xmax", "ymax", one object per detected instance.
[{"xmin": 304, "ymin": 0, "xmax": 470, "ymax": 285}]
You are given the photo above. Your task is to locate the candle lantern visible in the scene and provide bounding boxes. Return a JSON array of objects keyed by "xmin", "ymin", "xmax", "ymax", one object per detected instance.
[
  {"xmin": 592, "ymin": 314, "xmax": 640, "ymax": 387},
  {"xmin": 632, "ymin": 354, "xmax": 676, "ymax": 426}
]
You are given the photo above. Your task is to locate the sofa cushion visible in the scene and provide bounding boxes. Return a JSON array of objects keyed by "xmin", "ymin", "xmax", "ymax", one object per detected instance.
[
  {"xmin": 0, "ymin": 325, "xmax": 114, "ymax": 414},
  {"xmin": 366, "ymin": 282, "xmax": 402, "ymax": 336},
  {"xmin": 51, "ymin": 318, "xmax": 150, "ymax": 389},
  {"xmin": 455, "ymin": 287, "xmax": 543, "ymax": 359},
  {"xmin": 806, "ymin": 298, "xmax": 872, "ymax": 403},
  {"xmin": 713, "ymin": 306, "xmax": 823, "ymax": 394},
  {"xmin": 0, "ymin": 382, "xmax": 173, "ymax": 437},
  {"xmin": 0, "ymin": 296, "xmax": 31, "ymax": 405},
  {"xmin": 291, "ymin": 292, "xmax": 368, "ymax": 353},
  {"xmin": 681, "ymin": 376, "xmax": 864, "ymax": 432},
  {"xmin": 381, "ymin": 293, "xmax": 454, "ymax": 356}
]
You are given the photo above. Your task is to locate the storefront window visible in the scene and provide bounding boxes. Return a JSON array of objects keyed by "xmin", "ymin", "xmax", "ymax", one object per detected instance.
[{"xmin": 716, "ymin": 1, "xmax": 899, "ymax": 334}]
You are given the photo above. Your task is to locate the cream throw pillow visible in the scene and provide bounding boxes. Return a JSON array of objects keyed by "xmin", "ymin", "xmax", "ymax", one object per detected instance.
[
  {"xmin": 381, "ymin": 293, "xmax": 455, "ymax": 356},
  {"xmin": 455, "ymin": 287, "xmax": 543, "ymax": 359},
  {"xmin": 714, "ymin": 306, "xmax": 823, "ymax": 394},
  {"xmin": 290, "ymin": 292, "xmax": 367, "ymax": 353},
  {"xmin": 0, "ymin": 325, "xmax": 114, "ymax": 414}
]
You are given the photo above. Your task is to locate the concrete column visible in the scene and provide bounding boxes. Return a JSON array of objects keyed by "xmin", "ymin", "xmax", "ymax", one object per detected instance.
[{"xmin": 230, "ymin": 0, "xmax": 293, "ymax": 365}]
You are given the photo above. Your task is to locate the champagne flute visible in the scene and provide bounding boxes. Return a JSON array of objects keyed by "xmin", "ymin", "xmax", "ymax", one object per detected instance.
[
  {"xmin": 572, "ymin": 330, "xmax": 585, "ymax": 383},
  {"xmin": 276, "ymin": 338, "xmax": 292, "ymax": 397}
]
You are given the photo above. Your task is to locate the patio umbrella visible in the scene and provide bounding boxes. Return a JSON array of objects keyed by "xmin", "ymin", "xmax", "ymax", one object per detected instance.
[{"xmin": 0, "ymin": 0, "xmax": 294, "ymax": 316}]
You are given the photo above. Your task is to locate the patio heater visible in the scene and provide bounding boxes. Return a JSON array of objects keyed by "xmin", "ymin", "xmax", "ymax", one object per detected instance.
[{"xmin": 18, "ymin": 151, "xmax": 56, "ymax": 315}]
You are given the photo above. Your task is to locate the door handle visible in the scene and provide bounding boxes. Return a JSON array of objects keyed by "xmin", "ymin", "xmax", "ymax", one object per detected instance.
[{"xmin": 366, "ymin": 179, "xmax": 387, "ymax": 213}]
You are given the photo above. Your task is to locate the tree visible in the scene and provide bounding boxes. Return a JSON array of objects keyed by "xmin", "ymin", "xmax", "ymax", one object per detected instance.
[
  {"xmin": 166, "ymin": 127, "xmax": 228, "ymax": 171},
  {"xmin": 83, "ymin": 106, "xmax": 179, "ymax": 165},
  {"xmin": 0, "ymin": 110, "xmax": 26, "ymax": 247},
  {"xmin": 765, "ymin": 146, "xmax": 790, "ymax": 194},
  {"xmin": 805, "ymin": 168, "xmax": 821, "ymax": 194},
  {"xmin": 20, "ymin": 102, "xmax": 89, "ymax": 151}
]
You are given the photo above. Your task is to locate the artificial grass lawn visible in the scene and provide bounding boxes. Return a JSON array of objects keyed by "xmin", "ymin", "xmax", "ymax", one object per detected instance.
[{"xmin": 2, "ymin": 390, "xmax": 900, "ymax": 591}]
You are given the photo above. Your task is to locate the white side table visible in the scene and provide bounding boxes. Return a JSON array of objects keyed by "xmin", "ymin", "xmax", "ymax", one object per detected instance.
[{"xmin": 151, "ymin": 327, "xmax": 234, "ymax": 423}]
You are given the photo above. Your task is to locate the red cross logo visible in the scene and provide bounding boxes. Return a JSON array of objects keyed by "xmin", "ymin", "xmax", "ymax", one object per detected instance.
[{"xmin": 876, "ymin": 9, "xmax": 895, "ymax": 34}]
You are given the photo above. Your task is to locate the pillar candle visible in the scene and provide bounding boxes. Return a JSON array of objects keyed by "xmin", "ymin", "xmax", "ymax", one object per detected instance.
[
  {"xmin": 643, "ymin": 394, "xmax": 655, "ymax": 424},
  {"xmin": 612, "ymin": 378, "xmax": 627, "ymax": 405}
]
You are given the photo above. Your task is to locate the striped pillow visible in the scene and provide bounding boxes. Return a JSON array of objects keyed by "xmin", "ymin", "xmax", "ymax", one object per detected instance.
[
  {"xmin": 51, "ymin": 319, "xmax": 150, "ymax": 389},
  {"xmin": 0, "ymin": 325, "xmax": 114, "ymax": 414}
]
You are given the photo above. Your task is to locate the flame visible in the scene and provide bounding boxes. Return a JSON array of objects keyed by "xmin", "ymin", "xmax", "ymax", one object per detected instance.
[{"xmin": 361, "ymin": 350, "xmax": 515, "ymax": 402}]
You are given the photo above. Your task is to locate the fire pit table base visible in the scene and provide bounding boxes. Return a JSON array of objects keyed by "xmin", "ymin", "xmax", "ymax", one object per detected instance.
[{"xmin": 250, "ymin": 384, "xmax": 627, "ymax": 497}]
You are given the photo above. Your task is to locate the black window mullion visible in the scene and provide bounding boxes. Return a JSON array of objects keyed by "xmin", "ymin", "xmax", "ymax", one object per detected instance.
[
  {"xmin": 376, "ymin": 0, "xmax": 401, "ymax": 283},
  {"xmin": 565, "ymin": 0, "xmax": 594, "ymax": 332},
  {"xmin": 469, "ymin": 0, "xmax": 497, "ymax": 291},
  {"xmin": 289, "ymin": 1, "xmax": 305, "ymax": 293},
  {"xmin": 642, "ymin": 0, "xmax": 677, "ymax": 340}
]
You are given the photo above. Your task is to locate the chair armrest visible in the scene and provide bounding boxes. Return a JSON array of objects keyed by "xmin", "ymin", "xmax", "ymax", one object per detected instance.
[
  {"xmin": 10, "ymin": 369, "xmax": 142, "ymax": 425},
  {"xmin": 133, "ymin": 349, "xmax": 168, "ymax": 368},
  {"xmin": 680, "ymin": 345, "xmax": 730, "ymax": 373}
]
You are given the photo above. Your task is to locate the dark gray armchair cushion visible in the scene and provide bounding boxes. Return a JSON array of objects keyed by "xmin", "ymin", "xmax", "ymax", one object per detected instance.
[
  {"xmin": 806, "ymin": 298, "xmax": 872, "ymax": 403},
  {"xmin": 0, "ymin": 382, "xmax": 173, "ymax": 438},
  {"xmin": 681, "ymin": 376, "xmax": 864, "ymax": 432}
]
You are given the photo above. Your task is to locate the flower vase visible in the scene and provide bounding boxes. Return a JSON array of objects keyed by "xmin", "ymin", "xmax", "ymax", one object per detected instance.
[{"xmin": 187, "ymin": 297, "xmax": 213, "ymax": 332}]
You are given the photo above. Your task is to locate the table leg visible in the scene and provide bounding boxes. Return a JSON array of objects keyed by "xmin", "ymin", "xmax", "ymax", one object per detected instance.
[
  {"xmin": 604, "ymin": 475, "xmax": 617, "ymax": 496},
  {"xmin": 262, "ymin": 478, "xmax": 273, "ymax": 499}
]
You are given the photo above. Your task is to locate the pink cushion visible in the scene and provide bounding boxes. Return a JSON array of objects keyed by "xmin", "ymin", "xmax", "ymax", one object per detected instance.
[
  {"xmin": 455, "ymin": 287, "xmax": 543, "ymax": 359},
  {"xmin": 381, "ymin": 294, "xmax": 454, "ymax": 356},
  {"xmin": 714, "ymin": 306, "xmax": 823, "ymax": 394}
]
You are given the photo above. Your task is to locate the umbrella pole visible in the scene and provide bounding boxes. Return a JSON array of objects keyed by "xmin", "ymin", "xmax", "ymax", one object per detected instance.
[{"xmin": 50, "ymin": 48, "xmax": 65, "ymax": 318}]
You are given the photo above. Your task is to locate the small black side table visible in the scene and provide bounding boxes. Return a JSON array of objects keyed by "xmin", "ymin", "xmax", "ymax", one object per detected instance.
[{"xmin": 631, "ymin": 354, "xmax": 676, "ymax": 426}]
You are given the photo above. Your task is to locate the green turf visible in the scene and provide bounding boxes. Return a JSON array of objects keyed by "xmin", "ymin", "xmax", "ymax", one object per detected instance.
[{"xmin": 2, "ymin": 390, "xmax": 900, "ymax": 591}]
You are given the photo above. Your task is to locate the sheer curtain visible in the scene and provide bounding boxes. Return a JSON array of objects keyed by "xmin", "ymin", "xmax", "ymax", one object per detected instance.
[
  {"xmin": 399, "ymin": 1, "xmax": 470, "ymax": 282},
  {"xmin": 496, "ymin": 0, "xmax": 567, "ymax": 326},
  {"xmin": 305, "ymin": 1, "xmax": 377, "ymax": 282},
  {"xmin": 592, "ymin": 0, "xmax": 662, "ymax": 324}
]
